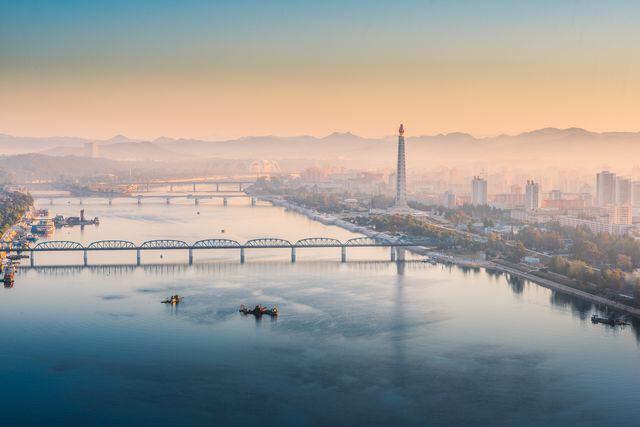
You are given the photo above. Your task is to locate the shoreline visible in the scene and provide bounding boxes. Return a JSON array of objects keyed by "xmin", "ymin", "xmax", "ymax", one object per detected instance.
[{"xmin": 262, "ymin": 195, "xmax": 640, "ymax": 318}]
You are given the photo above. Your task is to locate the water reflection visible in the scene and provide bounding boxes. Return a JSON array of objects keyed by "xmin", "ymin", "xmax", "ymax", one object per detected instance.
[
  {"xmin": 2, "ymin": 200, "xmax": 640, "ymax": 424},
  {"xmin": 506, "ymin": 274, "xmax": 525, "ymax": 295},
  {"xmin": 549, "ymin": 290, "xmax": 593, "ymax": 320}
]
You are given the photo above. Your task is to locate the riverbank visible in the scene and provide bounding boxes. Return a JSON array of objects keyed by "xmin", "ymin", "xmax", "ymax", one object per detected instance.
[
  {"xmin": 262, "ymin": 195, "xmax": 640, "ymax": 318},
  {"xmin": 263, "ymin": 196, "xmax": 432, "ymax": 255},
  {"xmin": 489, "ymin": 261, "xmax": 640, "ymax": 317}
]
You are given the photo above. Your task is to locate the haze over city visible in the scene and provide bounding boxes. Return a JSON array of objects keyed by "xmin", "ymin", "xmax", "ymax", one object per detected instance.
[{"xmin": 2, "ymin": 1, "xmax": 640, "ymax": 426}]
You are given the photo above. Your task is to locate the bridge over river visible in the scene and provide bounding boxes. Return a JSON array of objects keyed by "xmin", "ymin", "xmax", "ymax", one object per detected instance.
[
  {"xmin": 4, "ymin": 237, "xmax": 437, "ymax": 267},
  {"xmin": 43, "ymin": 193, "xmax": 257, "ymax": 206}
]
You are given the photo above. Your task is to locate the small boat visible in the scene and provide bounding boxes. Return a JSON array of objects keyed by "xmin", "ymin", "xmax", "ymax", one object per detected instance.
[
  {"xmin": 3, "ymin": 265, "xmax": 15, "ymax": 284},
  {"xmin": 239, "ymin": 304, "xmax": 278, "ymax": 317},
  {"xmin": 31, "ymin": 217, "xmax": 55, "ymax": 235},
  {"xmin": 591, "ymin": 314, "xmax": 629, "ymax": 326},
  {"xmin": 161, "ymin": 295, "xmax": 183, "ymax": 304}
]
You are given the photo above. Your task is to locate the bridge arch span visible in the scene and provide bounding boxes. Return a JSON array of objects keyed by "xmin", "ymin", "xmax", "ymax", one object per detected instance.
[
  {"xmin": 345, "ymin": 237, "xmax": 381, "ymax": 247},
  {"xmin": 140, "ymin": 239, "xmax": 189, "ymax": 249},
  {"xmin": 88, "ymin": 240, "xmax": 137, "ymax": 250},
  {"xmin": 193, "ymin": 239, "xmax": 241, "ymax": 248},
  {"xmin": 34, "ymin": 240, "xmax": 85, "ymax": 250},
  {"xmin": 295, "ymin": 237, "xmax": 343, "ymax": 247},
  {"xmin": 245, "ymin": 238, "xmax": 291, "ymax": 248}
]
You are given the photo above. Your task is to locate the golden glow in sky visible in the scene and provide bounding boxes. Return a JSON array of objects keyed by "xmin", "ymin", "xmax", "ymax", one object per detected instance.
[{"xmin": 2, "ymin": 1, "xmax": 639, "ymax": 139}]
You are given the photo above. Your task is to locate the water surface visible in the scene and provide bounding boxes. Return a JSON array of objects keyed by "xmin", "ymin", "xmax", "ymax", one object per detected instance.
[{"xmin": 1, "ymin": 198, "xmax": 639, "ymax": 426}]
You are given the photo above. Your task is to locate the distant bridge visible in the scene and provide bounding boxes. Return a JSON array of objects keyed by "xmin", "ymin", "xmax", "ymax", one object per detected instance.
[
  {"xmin": 43, "ymin": 193, "xmax": 257, "ymax": 206},
  {"xmin": 25, "ymin": 179, "xmax": 257, "ymax": 193},
  {"xmin": 4, "ymin": 236, "xmax": 436, "ymax": 267}
]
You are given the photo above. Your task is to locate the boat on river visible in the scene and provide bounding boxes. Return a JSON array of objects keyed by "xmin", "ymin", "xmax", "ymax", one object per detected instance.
[
  {"xmin": 591, "ymin": 314, "xmax": 629, "ymax": 326},
  {"xmin": 239, "ymin": 304, "xmax": 278, "ymax": 317},
  {"xmin": 161, "ymin": 295, "xmax": 183, "ymax": 304},
  {"xmin": 3, "ymin": 264, "xmax": 16, "ymax": 285},
  {"xmin": 31, "ymin": 218, "xmax": 55, "ymax": 235}
]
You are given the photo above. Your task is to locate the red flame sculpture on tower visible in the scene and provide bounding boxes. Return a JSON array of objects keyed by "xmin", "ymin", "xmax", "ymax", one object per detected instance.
[{"xmin": 399, "ymin": 123, "xmax": 404, "ymax": 136}]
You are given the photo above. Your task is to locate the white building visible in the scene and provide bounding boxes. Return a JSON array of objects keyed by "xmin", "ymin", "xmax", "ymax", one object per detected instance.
[
  {"xmin": 442, "ymin": 191, "xmax": 457, "ymax": 209},
  {"xmin": 631, "ymin": 181, "xmax": 640, "ymax": 207},
  {"xmin": 471, "ymin": 176, "xmax": 488, "ymax": 205},
  {"xmin": 596, "ymin": 171, "xmax": 616, "ymax": 206},
  {"xmin": 616, "ymin": 176, "xmax": 632, "ymax": 205},
  {"xmin": 608, "ymin": 204, "xmax": 632, "ymax": 225},
  {"xmin": 559, "ymin": 215, "xmax": 632, "ymax": 236},
  {"xmin": 525, "ymin": 180, "xmax": 540, "ymax": 211},
  {"xmin": 549, "ymin": 189, "xmax": 562, "ymax": 200}
]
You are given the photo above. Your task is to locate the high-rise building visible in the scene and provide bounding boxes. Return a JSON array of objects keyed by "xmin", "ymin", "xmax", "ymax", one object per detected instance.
[
  {"xmin": 631, "ymin": 181, "xmax": 640, "ymax": 207},
  {"xmin": 525, "ymin": 180, "xmax": 540, "ymax": 211},
  {"xmin": 615, "ymin": 176, "xmax": 631, "ymax": 205},
  {"xmin": 596, "ymin": 171, "xmax": 616, "ymax": 206},
  {"xmin": 471, "ymin": 176, "xmax": 487, "ymax": 205},
  {"xmin": 510, "ymin": 184, "xmax": 522, "ymax": 195},
  {"xmin": 394, "ymin": 124, "xmax": 408, "ymax": 209},
  {"xmin": 442, "ymin": 191, "xmax": 457, "ymax": 209}
]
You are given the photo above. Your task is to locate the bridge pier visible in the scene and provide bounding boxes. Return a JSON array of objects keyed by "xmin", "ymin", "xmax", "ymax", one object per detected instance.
[
  {"xmin": 238, "ymin": 183, "xmax": 243, "ymax": 191},
  {"xmin": 390, "ymin": 247, "xmax": 396, "ymax": 262},
  {"xmin": 341, "ymin": 246, "xmax": 346, "ymax": 263},
  {"xmin": 251, "ymin": 197, "xmax": 256, "ymax": 206},
  {"xmin": 188, "ymin": 248, "xmax": 193, "ymax": 265},
  {"xmin": 137, "ymin": 196, "xmax": 142, "ymax": 205},
  {"xmin": 216, "ymin": 183, "xmax": 219, "ymax": 192},
  {"xmin": 396, "ymin": 247, "xmax": 406, "ymax": 261},
  {"xmin": 108, "ymin": 198, "xmax": 112, "ymax": 206},
  {"xmin": 136, "ymin": 249, "xmax": 141, "ymax": 266},
  {"xmin": 170, "ymin": 184, "xmax": 174, "ymax": 192},
  {"xmin": 194, "ymin": 198, "xmax": 199, "ymax": 205},
  {"xmin": 223, "ymin": 197, "xmax": 228, "ymax": 206},
  {"xmin": 146, "ymin": 184, "xmax": 150, "ymax": 192},
  {"xmin": 166, "ymin": 198, "xmax": 170, "ymax": 205},
  {"xmin": 83, "ymin": 250, "xmax": 88, "ymax": 266},
  {"xmin": 30, "ymin": 251, "xmax": 34, "ymax": 267},
  {"xmin": 193, "ymin": 183, "xmax": 196, "ymax": 192},
  {"xmin": 240, "ymin": 247, "xmax": 245, "ymax": 264},
  {"xmin": 291, "ymin": 247, "xmax": 296, "ymax": 263}
]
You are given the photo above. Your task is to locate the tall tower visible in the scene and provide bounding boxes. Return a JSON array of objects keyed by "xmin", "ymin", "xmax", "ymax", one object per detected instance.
[{"xmin": 395, "ymin": 124, "xmax": 408, "ymax": 209}]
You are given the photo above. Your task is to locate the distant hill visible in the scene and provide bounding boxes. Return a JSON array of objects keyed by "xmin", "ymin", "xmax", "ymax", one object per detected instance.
[
  {"xmin": 2, "ymin": 127, "xmax": 640, "ymax": 169},
  {"xmin": 41, "ymin": 140, "xmax": 192, "ymax": 162}
]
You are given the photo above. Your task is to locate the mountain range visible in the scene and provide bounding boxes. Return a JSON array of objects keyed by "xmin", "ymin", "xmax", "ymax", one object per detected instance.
[{"xmin": 1, "ymin": 128, "xmax": 639, "ymax": 170}]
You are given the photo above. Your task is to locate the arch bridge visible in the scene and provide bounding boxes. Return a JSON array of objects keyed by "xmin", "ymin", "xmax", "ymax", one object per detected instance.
[{"xmin": 11, "ymin": 236, "xmax": 435, "ymax": 267}]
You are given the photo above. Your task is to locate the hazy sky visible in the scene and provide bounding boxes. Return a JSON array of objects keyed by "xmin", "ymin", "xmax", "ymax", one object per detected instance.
[{"xmin": 2, "ymin": 0, "xmax": 640, "ymax": 140}]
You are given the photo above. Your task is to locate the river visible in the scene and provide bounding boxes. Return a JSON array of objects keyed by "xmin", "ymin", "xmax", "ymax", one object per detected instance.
[{"xmin": 1, "ymin": 195, "xmax": 640, "ymax": 426}]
